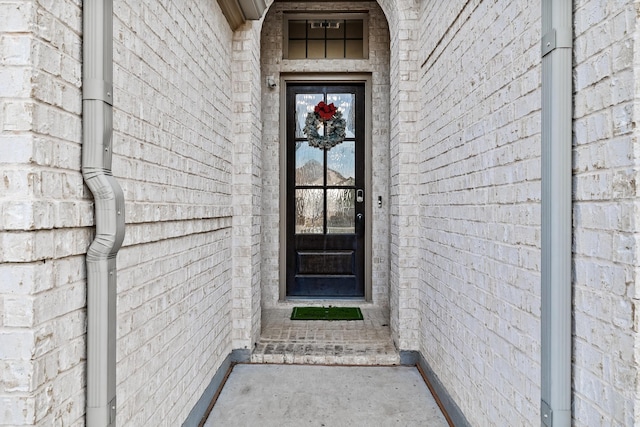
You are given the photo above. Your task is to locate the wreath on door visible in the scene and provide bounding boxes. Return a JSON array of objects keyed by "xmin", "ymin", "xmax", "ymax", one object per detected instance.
[{"xmin": 303, "ymin": 101, "xmax": 346, "ymax": 150}]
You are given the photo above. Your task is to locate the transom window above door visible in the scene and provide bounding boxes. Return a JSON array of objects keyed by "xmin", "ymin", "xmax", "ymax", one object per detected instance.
[{"xmin": 283, "ymin": 13, "xmax": 368, "ymax": 59}]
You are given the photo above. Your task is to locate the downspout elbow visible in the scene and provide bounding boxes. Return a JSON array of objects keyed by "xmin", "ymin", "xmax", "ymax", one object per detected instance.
[{"xmin": 83, "ymin": 169, "xmax": 125, "ymax": 261}]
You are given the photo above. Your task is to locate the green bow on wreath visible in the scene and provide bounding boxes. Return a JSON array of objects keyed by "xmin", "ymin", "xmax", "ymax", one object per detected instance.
[{"xmin": 303, "ymin": 101, "xmax": 347, "ymax": 150}]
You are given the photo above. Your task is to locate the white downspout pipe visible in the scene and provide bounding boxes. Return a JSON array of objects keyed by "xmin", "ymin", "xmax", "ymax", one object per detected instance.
[
  {"xmin": 82, "ymin": 1, "xmax": 124, "ymax": 426},
  {"xmin": 540, "ymin": 0, "xmax": 572, "ymax": 426}
]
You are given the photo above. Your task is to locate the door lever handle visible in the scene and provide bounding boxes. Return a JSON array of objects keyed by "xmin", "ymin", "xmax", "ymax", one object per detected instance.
[{"xmin": 356, "ymin": 213, "xmax": 364, "ymax": 233}]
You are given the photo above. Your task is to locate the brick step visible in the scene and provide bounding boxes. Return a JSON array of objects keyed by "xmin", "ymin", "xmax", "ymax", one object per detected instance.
[{"xmin": 251, "ymin": 341, "xmax": 400, "ymax": 365}]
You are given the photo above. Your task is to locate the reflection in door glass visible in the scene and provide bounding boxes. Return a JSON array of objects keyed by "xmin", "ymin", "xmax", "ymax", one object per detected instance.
[
  {"xmin": 327, "ymin": 141, "xmax": 355, "ymax": 186},
  {"xmin": 327, "ymin": 189, "xmax": 355, "ymax": 233},
  {"xmin": 295, "ymin": 189, "xmax": 324, "ymax": 234},
  {"xmin": 295, "ymin": 94, "xmax": 324, "ymax": 138},
  {"xmin": 327, "ymin": 93, "xmax": 355, "ymax": 137},
  {"xmin": 296, "ymin": 143, "xmax": 324, "ymax": 186}
]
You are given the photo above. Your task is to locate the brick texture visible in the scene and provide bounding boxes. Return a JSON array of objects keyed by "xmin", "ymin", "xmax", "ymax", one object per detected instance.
[
  {"xmin": 572, "ymin": 1, "xmax": 639, "ymax": 425},
  {"xmin": 111, "ymin": 1, "xmax": 235, "ymax": 425},
  {"xmin": 3, "ymin": 0, "xmax": 640, "ymax": 426},
  {"xmin": 1, "ymin": 0, "xmax": 87, "ymax": 425},
  {"xmin": 417, "ymin": 0, "xmax": 542, "ymax": 424},
  {"xmin": 1, "ymin": 0, "xmax": 237, "ymax": 425}
]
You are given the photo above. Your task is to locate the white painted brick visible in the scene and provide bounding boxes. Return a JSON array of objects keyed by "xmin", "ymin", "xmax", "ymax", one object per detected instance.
[
  {"xmin": 2, "ymin": 100, "xmax": 34, "ymax": 131},
  {"xmin": 0, "ymin": 2, "xmax": 34, "ymax": 32},
  {"xmin": 0, "ymin": 359, "xmax": 33, "ymax": 393},
  {"xmin": 572, "ymin": 5, "xmax": 637, "ymax": 419},
  {"xmin": 3, "ymin": 295, "xmax": 34, "ymax": 327},
  {"xmin": 0, "ymin": 330, "xmax": 34, "ymax": 359},
  {"xmin": 1, "ymin": 1, "xmax": 639, "ymax": 427},
  {"xmin": 0, "ymin": 34, "xmax": 32, "ymax": 65},
  {"xmin": 0, "ymin": 134, "xmax": 33, "ymax": 164},
  {"xmin": 0, "ymin": 66, "xmax": 31, "ymax": 97},
  {"xmin": 0, "ymin": 396, "xmax": 35, "ymax": 425}
]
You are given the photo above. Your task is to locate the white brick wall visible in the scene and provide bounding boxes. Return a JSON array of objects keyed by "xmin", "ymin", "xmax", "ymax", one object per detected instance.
[
  {"xmin": 111, "ymin": 0, "xmax": 235, "ymax": 425},
  {"xmin": 1, "ymin": 0, "xmax": 88, "ymax": 425},
  {"xmin": 416, "ymin": 0, "xmax": 640, "ymax": 425},
  {"xmin": 379, "ymin": 0, "xmax": 423, "ymax": 352},
  {"xmin": 573, "ymin": 0, "xmax": 639, "ymax": 425},
  {"xmin": 3, "ymin": 0, "xmax": 640, "ymax": 426},
  {"xmin": 417, "ymin": 0, "xmax": 542, "ymax": 424},
  {"xmin": 231, "ymin": 19, "xmax": 263, "ymax": 351},
  {"xmin": 1, "ymin": 0, "xmax": 237, "ymax": 425}
]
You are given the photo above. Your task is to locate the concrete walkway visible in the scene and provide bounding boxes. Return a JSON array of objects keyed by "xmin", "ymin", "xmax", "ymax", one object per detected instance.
[{"xmin": 203, "ymin": 364, "xmax": 449, "ymax": 426}]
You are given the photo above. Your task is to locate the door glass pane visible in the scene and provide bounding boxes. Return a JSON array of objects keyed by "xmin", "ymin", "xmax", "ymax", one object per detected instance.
[
  {"xmin": 327, "ymin": 93, "xmax": 355, "ymax": 137},
  {"xmin": 296, "ymin": 143, "xmax": 324, "ymax": 185},
  {"xmin": 327, "ymin": 189, "xmax": 355, "ymax": 233},
  {"xmin": 327, "ymin": 141, "xmax": 355, "ymax": 186},
  {"xmin": 295, "ymin": 94, "xmax": 324, "ymax": 138},
  {"xmin": 295, "ymin": 189, "xmax": 324, "ymax": 234}
]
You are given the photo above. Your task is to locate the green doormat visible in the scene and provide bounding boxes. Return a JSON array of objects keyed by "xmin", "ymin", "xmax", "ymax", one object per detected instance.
[{"xmin": 290, "ymin": 306, "xmax": 363, "ymax": 321}]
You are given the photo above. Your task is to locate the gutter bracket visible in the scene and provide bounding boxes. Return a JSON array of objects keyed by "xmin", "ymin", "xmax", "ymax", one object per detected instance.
[
  {"xmin": 541, "ymin": 28, "xmax": 572, "ymax": 57},
  {"xmin": 83, "ymin": 78, "xmax": 114, "ymax": 106},
  {"xmin": 541, "ymin": 400, "xmax": 552, "ymax": 427}
]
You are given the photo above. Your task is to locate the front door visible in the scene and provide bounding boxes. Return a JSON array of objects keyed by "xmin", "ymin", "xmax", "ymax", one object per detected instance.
[{"xmin": 286, "ymin": 83, "xmax": 365, "ymax": 297}]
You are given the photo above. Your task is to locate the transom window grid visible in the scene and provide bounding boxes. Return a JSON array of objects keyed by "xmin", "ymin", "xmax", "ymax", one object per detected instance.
[{"xmin": 284, "ymin": 14, "xmax": 368, "ymax": 60}]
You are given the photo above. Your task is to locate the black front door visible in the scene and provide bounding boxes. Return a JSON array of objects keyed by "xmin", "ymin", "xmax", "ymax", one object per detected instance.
[{"xmin": 286, "ymin": 83, "xmax": 365, "ymax": 297}]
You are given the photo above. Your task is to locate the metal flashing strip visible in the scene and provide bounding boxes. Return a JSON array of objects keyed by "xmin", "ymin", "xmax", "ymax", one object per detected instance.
[
  {"xmin": 409, "ymin": 351, "xmax": 472, "ymax": 427},
  {"xmin": 182, "ymin": 350, "xmax": 251, "ymax": 427}
]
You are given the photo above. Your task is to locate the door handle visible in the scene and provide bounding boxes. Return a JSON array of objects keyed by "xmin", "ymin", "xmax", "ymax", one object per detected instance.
[
  {"xmin": 356, "ymin": 213, "xmax": 364, "ymax": 234},
  {"xmin": 356, "ymin": 189, "xmax": 364, "ymax": 203}
]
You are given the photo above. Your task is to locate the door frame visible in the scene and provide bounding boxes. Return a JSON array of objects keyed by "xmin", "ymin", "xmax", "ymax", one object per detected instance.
[{"xmin": 279, "ymin": 73, "xmax": 373, "ymax": 301}]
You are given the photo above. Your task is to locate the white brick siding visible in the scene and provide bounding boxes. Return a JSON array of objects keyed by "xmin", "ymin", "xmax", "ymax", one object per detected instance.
[
  {"xmin": 2, "ymin": 0, "xmax": 640, "ymax": 426},
  {"xmin": 231, "ymin": 20, "xmax": 263, "ymax": 351},
  {"xmin": 417, "ymin": 0, "xmax": 542, "ymax": 424},
  {"xmin": 573, "ymin": 0, "xmax": 639, "ymax": 425},
  {"xmin": 1, "ymin": 0, "xmax": 237, "ymax": 425},
  {"xmin": 111, "ymin": 1, "xmax": 235, "ymax": 425},
  {"xmin": 1, "ymin": 0, "xmax": 87, "ymax": 425}
]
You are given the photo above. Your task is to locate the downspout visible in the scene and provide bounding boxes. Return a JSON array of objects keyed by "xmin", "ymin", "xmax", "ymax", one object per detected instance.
[
  {"xmin": 82, "ymin": 1, "xmax": 124, "ymax": 426},
  {"xmin": 540, "ymin": 0, "xmax": 572, "ymax": 426}
]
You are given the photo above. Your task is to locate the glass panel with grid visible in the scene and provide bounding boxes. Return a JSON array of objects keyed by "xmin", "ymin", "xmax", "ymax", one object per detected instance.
[{"xmin": 287, "ymin": 19, "xmax": 365, "ymax": 59}]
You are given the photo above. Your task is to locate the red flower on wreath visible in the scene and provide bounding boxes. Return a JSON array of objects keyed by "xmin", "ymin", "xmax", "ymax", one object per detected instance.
[{"xmin": 314, "ymin": 101, "xmax": 337, "ymax": 121}]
